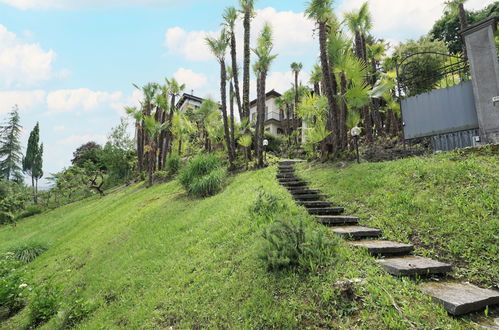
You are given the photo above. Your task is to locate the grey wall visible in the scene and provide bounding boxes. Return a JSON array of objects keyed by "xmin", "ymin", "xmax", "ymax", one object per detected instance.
[
  {"xmin": 402, "ymin": 80, "xmax": 479, "ymax": 139},
  {"xmin": 463, "ymin": 17, "xmax": 499, "ymax": 144}
]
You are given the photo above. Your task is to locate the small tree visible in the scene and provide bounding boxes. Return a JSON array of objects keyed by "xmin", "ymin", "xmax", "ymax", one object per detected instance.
[
  {"xmin": 23, "ymin": 123, "xmax": 43, "ymax": 203},
  {"xmin": 0, "ymin": 106, "xmax": 24, "ymax": 182}
]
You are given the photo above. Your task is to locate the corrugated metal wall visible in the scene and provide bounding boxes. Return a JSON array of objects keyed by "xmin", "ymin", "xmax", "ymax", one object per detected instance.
[
  {"xmin": 402, "ymin": 81, "xmax": 479, "ymax": 140},
  {"xmin": 430, "ymin": 129, "xmax": 480, "ymax": 151}
]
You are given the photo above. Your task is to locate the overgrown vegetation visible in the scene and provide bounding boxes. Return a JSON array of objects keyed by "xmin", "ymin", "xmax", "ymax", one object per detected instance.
[
  {"xmin": 9, "ymin": 242, "xmax": 47, "ymax": 264},
  {"xmin": 179, "ymin": 154, "xmax": 227, "ymax": 197}
]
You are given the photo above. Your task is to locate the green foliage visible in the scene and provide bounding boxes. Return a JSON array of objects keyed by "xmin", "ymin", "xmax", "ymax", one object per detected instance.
[
  {"xmin": 258, "ymin": 218, "xmax": 339, "ymax": 272},
  {"xmin": 152, "ymin": 171, "xmax": 169, "ymax": 184},
  {"xmin": 29, "ymin": 282, "xmax": 60, "ymax": 327},
  {"xmin": 9, "ymin": 242, "xmax": 47, "ymax": 264},
  {"xmin": 263, "ymin": 132, "xmax": 282, "ymax": 153},
  {"xmin": 0, "ymin": 253, "xmax": 29, "ymax": 318},
  {"xmin": 0, "ymin": 180, "xmax": 30, "ymax": 216},
  {"xmin": 166, "ymin": 155, "xmax": 182, "ymax": 176},
  {"xmin": 249, "ymin": 187, "xmax": 285, "ymax": 221},
  {"xmin": 179, "ymin": 154, "xmax": 227, "ymax": 197},
  {"xmin": 0, "ymin": 212, "xmax": 14, "ymax": 225},
  {"xmin": 71, "ymin": 142, "xmax": 104, "ymax": 169},
  {"xmin": 22, "ymin": 122, "xmax": 43, "ymax": 182},
  {"xmin": 16, "ymin": 204, "xmax": 44, "ymax": 220},
  {"xmin": 0, "ymin": 106, "xmax": 24, "ymax": 182},
  {"xmin": 57, "ymin": 293, "xmax": 95, "ymax": 329}
]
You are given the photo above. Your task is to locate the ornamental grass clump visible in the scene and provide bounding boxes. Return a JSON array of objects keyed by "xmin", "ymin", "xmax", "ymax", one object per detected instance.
[
  {"xmin": 249, "ymin": 187, "xmax": 286, "ymax": 222},
  {"xmin": 179, "ymin": 154, "xmax": 227, "ymax": 197},
  {"xmin": 10, "ymin": 241, "xmax": 47, "ymax": 264},
  {"xmin": 259, "ymin": 218, "xmax": 340, "ymax": 272}
]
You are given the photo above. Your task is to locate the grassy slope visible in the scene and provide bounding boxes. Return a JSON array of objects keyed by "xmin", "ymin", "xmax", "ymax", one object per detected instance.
[
  {"xmin": 299, "ymin": 145, "xmax": 498, "ymax": 288},
  {"xmin": 0, "ymin": 163, "xmax": 491, "ymax": 328}
]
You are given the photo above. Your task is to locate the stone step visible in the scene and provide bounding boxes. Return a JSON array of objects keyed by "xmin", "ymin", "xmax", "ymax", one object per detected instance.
[
  {"xmin": 377, "ymin": 256, "xmax": 452, "ymax": 276},
  {"xmin": 350, "ymin": 240, "xmax": 414, "ymax": 256},
  {"xmin": 420, "ymin": 282, "xmax": 499, "ymax": 316},
  {"xmin": 281, "ymin": 181, "xmax": 308, "ymax": 187},
  {"xmin": 331, "ymin": 226, "xmax": 382, "ymax": 239},
  {"xmin": 297, "ymin": 201, "xmax": 333, "ymax": 208},
  {"xmin": 293, "ymin": 194, "xmax": 325, "ymax": 201},
  {"xmin": 316, "ymin": 216, "xmax": 359, "ymax": 225},
  {"xmin": 288, "ymin": 188, "xmax": 320, "ymax": 194},
  {"xmin": 279, "ymin": 160, "xmax": 302, "ymax": 166},
  {"xmin": 278, "ymin": 178, "xmax": 304, "ymax": 183},
  {"xmin": 278, "ymin": 170, "xmax": 295, "ymax": 174},
  {"xmin": 307, "ymin": 207, "xmax": 344, "ymax": 215},
  {"xmin": 276, "ymin": 174, "xmax": 298, "ymax": 179}
]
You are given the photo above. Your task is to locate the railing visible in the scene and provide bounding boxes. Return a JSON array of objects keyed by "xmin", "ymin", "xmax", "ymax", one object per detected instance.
[{"xmin": 265, "ymin": 111, "xmax": 281, "ymax": 121}]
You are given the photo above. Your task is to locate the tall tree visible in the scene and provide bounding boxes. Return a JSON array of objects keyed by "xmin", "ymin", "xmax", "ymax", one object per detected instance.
[
  {"xmin": 290, "ymin": 62, "xmax": 303, "ymax": 135},
  {"xmin": 344, "ymin": 2, "xmax": 374, "ymax": 142},
  {"xmin": 239, "ymin": 0, "xmax": 255, "ymax": 122},
  {"xmin": 444, "ymin": 0, "xmax": 469, "ymax": 56},
  {"xmin": 227, "ymin": 65, "xmax": 237, "ymax": 158},
  {"xmin": 23, "ymin": 123, "xmax": 43, "ymax": 203},
  {"xmin": 309, "ymin": 64, "xmax": 323, "ymax": 96},
  {"xmin": 253, "ymin": 23, "xmax": 278, "ymax": 168},
  {"xmin": 165, "ymin": 78, "xmax": 185, "ymax": 157},
  {"xmin": 223, "ymin": 7, "xmax": 243, "ymax": 121},
  {"xmin": 143, "ymin": 116, "xmax": 167, "ymax": 187},
  {"xmin": 306, "ymin": 0, "xmax": 340, "ymax": 158},
  {"xmin": 0, "ymin": 106, "xmax": 23, "ymax": 182},
  {"xmin": 206, "ymin": 30, "xmax": 236, "ymax": 170}
]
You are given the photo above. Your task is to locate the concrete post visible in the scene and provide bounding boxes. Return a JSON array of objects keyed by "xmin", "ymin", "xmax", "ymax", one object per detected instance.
[{"xmin": 463, "ymin": 17, "xmax": 499, "ymax": 144}]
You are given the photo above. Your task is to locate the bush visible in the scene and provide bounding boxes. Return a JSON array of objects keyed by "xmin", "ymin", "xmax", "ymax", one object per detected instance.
[
  {"xmin": 250, "ymin": 187, "xmax": 285, "ymax": 221},
  {"xmin": 259, "ymin": 218, "xmax": 339, "ymax": 272},
  {"xmin": 0, "ymin": 211, "xmax": 14, "ymax": 225},
  {"xmin": 264, "ymin": 132, "xmax": 283, "ymax": 153},
  {"xmin": 16, "ymin": 205, "xmax": 44, "ymax": 220},
  {"xmin": 29, "ymin": 283, "xmax": 60, "ymax": 327},
  {"xmin": 153, "ymin": 171, "xmax": 169, "ymax": 184},
  {"xmin": 0, "ymin": 254, "xmax": 29, "ymax": 319},
  {"xmin": 178, "ymin": 154, "xmax": 227, "ymax": 197},
  {"xmin": 166, "ymin": 155, "xmax": 182, "ymax": 176},
  {"xmin": 9, "ymin": 242, "xmax": 47, "ymax": 264}
]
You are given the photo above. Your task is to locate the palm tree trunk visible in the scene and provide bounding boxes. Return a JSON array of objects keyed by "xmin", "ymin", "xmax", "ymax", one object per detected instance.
[
  {"xmin": 220, "ymin": 59, "xmax": 235, "ymax": 170},
  {"xmin": 318, "ymin": 22, "xmax": 339, "ymax": 158},
  {"xmin": 256, "ymin": 71, "xmax": 267, "ymax": 168},
  {"xmin": 229, "ymin": 80, "xmax": 236, "ymax": 162},
  {"xmin": 294, "ymin": 71, "xmax": 299, "ymax": 134},
  {"xmin": 230, "ymin": 33, "xmax": 243, "ymax": 121},
  {"xmin": 242, "ymin": 10, "xmax": 251, "ymax": 121},
  {"xmin": 339, "ymin": 72, "xmax": 348, "ymax": 150}
]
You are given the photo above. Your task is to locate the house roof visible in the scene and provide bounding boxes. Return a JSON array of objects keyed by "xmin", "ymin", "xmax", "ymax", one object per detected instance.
[
  {"xmin": 249, "ymin": 89, "xmax": 282, "ymax": 108},
  {"xmin": 176, "ymin": 93, "xmax": 205, "ymax": 110}
]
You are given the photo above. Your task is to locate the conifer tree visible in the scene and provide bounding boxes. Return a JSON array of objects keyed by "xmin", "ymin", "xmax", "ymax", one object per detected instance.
[
  {"xmin": 0, "ymin": 105, "xmax": 24, "ymax": 182},
  {"xmin": 23, "ymin": 123, "xmax": 43, "ymax": 203}
]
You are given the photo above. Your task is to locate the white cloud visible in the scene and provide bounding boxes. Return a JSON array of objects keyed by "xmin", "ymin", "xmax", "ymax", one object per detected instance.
[
  {"xmin": 53, "ymin": 125, "xmax": 65, "ymax": 132},
  {"xmin": 46, "ymin": 88, "xmax": 123, "ymax": 113},
  {"xmin": 110, "ymin": 89, "xmax": 144, "ymax": 115},
  {"xmin": 337, "ymin": 0, "xmax": 496, "ymax": 42},
  {"xmin": 249, "ymin": 70, "xmax": 311, "ymax": 100},
  {"xmin": 58, "ymin": 134, "xmax": 107, "ymax": 146},
  {"xmin": 165, "ymin": 7, "xmax": 316, "ymax": 62},
  {"xmin": 0, "ymin": 24, "xmax": 64, "ymax": 87},
  {"xmin": 173, "ymin": 68, "xmax": 208, "ymax": 91},
  {"xmin": 0, "ymin": 90, "xmax": 46, "ymax": 114}
]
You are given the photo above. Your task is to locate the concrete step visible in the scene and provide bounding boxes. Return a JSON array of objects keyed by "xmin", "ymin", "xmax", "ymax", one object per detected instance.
[
  {"xmin": 293, "ymin": 194, "xmax": 325, "ymax": 201},
  {"xmin": 279, "ymin": 160, "xmax": 302, "ymax": 166},
  {"xmin": 288, "ymin": 188, "xmax": 320, "ymax": 194},
  {"xmin": 276, "ymin": 174, "xmax": 298, "ymax": 179},
  {"xmin": 420, "ymin": 282, "xmax": 499, "ymax": 316},
  {"xmin": 278, "ymin": 168, "xmax": 295, "ymax": 173},
  {"xmin": 378, "ymin": 256, "xmax": 452, "ymax": 276},
  {"xmin": 331, "ymin": 226, "xmax": 382, "ymax": 239},
  {"xmin": 350, "ymin": 240, "xmax": 414, "ymax": 256},
  {"xmin": 316, "ymin": 216, "xmax": 359, "ymax": 225},
  {"xmin": 281, "ymin": 181, "xmax": 308, "ymax": 187},
  {"xmin": 297, "ymin": 201, "xmax": 333, "ymax": 208},
  {"xmin": 278, "ymin": 178, "xmax": 304, "ymax": 183},
  {"xmin": 307, "ymin": 207, "xmax": 344, "ymax": 215}
]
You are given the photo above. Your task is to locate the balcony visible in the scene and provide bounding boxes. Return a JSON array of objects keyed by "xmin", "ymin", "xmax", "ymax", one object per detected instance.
[{"xmin": 265, "ymin": 111, "xmax": 282, "ymax": 122}]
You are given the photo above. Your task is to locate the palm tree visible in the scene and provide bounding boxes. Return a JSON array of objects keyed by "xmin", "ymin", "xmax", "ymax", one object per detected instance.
[
  {"xmin": 253, "ymin": 23, "xmax": 278, "ymax": 168},
  {"xmin": 239, "ymin": 0, "xmax": 255, "ymax": 122},
  {"xmin": 132, "ymin": 82, "xmax": 159, "ymax": 172},
  {"xmin": 223, "ymin": 7, "xmax": 243, "ymax": 121},
  {"xmin": 309, "ymin": 64, "xmax": 323, "ymax": 96},
  {"xmin": 194, "ymin": 99, "xmax": 220, "ymax": 152},
  {"xmin": 206, "ymin": 30, "xmax": 236, "ymax": 170},
  {"xmin": 227, "ymin": 65, "xmax": 237, "ymax": 159},
  {"xmin": 171, "ymin": 113, "xmax": 195, "ymax": 156},
  {"xmin": 445, "ymin": 0, "xmax": 468, "ymax": 56},
  {"xmin": 155, "ymin": 85, "xmax": 170, "ymax": 169},
  {"xmin": 305, "ymin": 0, "xmax": 340, "ymax": 158},
  {"xmin": 344, "ymin": 2, "xmax": 374, "ymax": 142},
  {"xmin": 165, "ymin": 78, "xmax": 186, "ymax": 156},
  {"xmin": 290, "ymin": 62, "xmax": 303, "ymax": 134},
  {"xmin": 143, "ymin": 115, "xmax": 168, "ymax": 187}
]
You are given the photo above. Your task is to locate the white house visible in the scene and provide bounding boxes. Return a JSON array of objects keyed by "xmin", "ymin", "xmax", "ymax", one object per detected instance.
[
  {"xmin": 176, "ymin": 93, "xmax": 205, "ymax": 114},
  {"xmin": 249, "ymin": 90, "xmax": 286, "ymax": 135}
]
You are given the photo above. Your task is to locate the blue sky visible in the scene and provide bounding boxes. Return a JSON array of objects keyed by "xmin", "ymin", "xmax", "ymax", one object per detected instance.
[{"xmin": 0, "ymin": 0, "xmax": 493, "ymax": 185}]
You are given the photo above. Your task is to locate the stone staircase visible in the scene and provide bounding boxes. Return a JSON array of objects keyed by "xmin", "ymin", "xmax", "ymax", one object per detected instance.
[{"xmin": 277, "ymin": 160, "xmax": 499, "ymax": 317}]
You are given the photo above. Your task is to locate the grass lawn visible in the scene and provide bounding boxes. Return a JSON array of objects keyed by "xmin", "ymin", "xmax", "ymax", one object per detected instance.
[
  {"xmin": 0, "ymin": 152, "xmax": 496, "ymax": 328},
  {"xmin": 299, "ymin": 144, "xmax": 498, "ymax": 289}
]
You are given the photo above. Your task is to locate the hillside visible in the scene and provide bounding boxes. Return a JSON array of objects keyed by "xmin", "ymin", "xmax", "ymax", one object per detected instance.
[{"xmin": 0, "ymin": 148, "xmax": 497, "ymax": 328}]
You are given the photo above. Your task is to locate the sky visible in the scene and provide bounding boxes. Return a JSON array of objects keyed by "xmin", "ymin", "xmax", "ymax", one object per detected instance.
[{"xmin": 0, "ymin": 0, "xmax": 494, "ymax": 185}]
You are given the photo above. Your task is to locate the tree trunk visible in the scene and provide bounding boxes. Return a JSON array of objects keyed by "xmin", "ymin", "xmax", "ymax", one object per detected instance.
[
  {"xmin": 339, "ymin": 72, "xmax": 348, "ymax": 150},
  {"xmin": 31, "ymin": 176, "xmax": 36, "ymax": 204},
  {"xmin": 314, "ymin": 82, "xmax": 320, "ymax": 96},
  {"xmin": 458, "ymin": 3, "xmax": 468, "ymax": 57},
  {"xmin": 318, "ymin": 22, "xmax": 339, "ymax": 157},
  {"xmin": 220, "ymin": 60, "xmax": 235, "ymax": 170},
  {"xmin": 229, "ymin": 80, "xmax": 236, "ymax": 163},
  {"xmin": 255, "ymin": 71, "xmax": 267, "ymax": 168},
  {"xmin": 242, "ymin": 10, "xmax": 251, "ymax": 121},
  {"xmin": 230, "ymin": 33, "xmax": 243, "ymax": 121}
]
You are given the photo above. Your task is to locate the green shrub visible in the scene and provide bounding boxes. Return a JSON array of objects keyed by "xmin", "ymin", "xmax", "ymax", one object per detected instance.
[
  {"xmin": 259, "ymin": 218, "xmax": 339, "ymax": 272},
  {"xmin": 250, "ymin": 187, "xmax": 285, "ymax": 221},
  {"xmin": 10, "ymin": 242, "xmax": 48, "ymax": 264},
  {"xmin": 0, "ymin": 211, "xmax": 14, "ymax": 225},
  {"xmin": 0, "ymin": 254, "xmax": 29, "ymax": 319},
  {"xmin": 264, "ymin": 132, "xmax": 283, "ymax": 153},
  {"xmin": 179, "ymin": 154, "xmax": 227, "ymax": 197},
  {"xmin": 29, "ymin": 283, "xmax": 60, "ymax": 327},
  {"xmin": 17, "ymin": 205, "xmax": 44, "ymax": 220},
  {"xmin": 166, "ymin": 155, "xmax": 182, "ymax": 176},
  {"xmin": 153, "ymin": 171, "xmax": 169, "ymax": 184}
]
